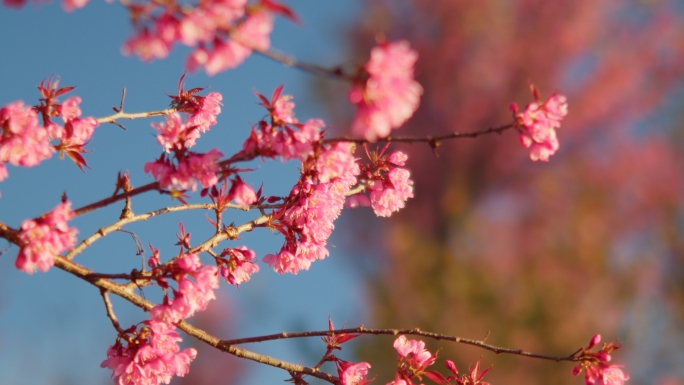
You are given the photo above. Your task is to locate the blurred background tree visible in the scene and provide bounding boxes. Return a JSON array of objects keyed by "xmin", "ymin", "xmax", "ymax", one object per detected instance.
[{"xmin": 325, "ymin": 1, "xmax": 684, "ymax": 384}]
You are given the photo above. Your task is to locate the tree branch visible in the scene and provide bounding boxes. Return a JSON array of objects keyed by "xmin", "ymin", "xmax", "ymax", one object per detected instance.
[
  {"xmin": 224, "ymin": 327, "xmax": 585, "ymax": 363},
  {"xmin": 52, "ymin": 256, "xmax": 339, "ymax": 384}
]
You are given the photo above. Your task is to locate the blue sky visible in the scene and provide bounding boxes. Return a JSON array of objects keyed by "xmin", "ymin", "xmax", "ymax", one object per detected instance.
[{"xmin": 0, "ymin": 1, "xmax": 369, "ymax": 384}]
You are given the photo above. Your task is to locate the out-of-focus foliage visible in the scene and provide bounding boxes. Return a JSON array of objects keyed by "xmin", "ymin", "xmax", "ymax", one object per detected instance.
[{"xmin": 332, "ymin": 1, "xmax": 684, "ymax": 384}]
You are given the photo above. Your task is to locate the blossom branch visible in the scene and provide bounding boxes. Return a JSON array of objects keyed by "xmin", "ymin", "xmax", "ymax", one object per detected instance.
[
  {"xmin": 256, "ymin": 47, "xmax": 357, "ymax": 82},
  {"xmin": 187, "ymin": 213, "xmax": 273, "ymax": 255},
  {"xmin": 52, "ymin": 255, "xmax": 339, "ymax": 384},
  {"xmin": 224, "ymin": 327, "xmax": 586, "ymax": 363},
  {"xmin": 324, "ymin": 122, "xmax": 517, "ymax": 147}
]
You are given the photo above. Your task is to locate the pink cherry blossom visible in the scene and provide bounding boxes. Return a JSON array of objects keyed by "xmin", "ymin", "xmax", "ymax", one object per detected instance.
[
  {"xmin": 263, "ymin": 248, "xmax": 299, "ymax": 275},
  {"xmin": 337, "ymin": 361, "xmax": 373, "ymax": 385},
  {"xmin": 387, "ymin": 151, "xmax": 408, "ymax": 166},
  {"xmin": 369, "ymin": 168, "xmax": 414, "ymax": 217},
  {"xmin": 122, "ymin": 29, "xmax": 170, "ymax": 62},
  {"xmin": 392, "ymin": 335, "xmax": 437, "ymax": 378},
  {"xmin": 192, "ymin": 39, "xmax": 251, "ymax": 76},
  {"xmin": 273, "ymin": 94, "xmax": 297, "ymax": 125},
  {"xmin": 15, "ymin": 202, "xmax": 78, "ymax": 274},
  {"xmin": 144, "ymin": 149, "xmax": 223, "ymax": 191},
  {"xmin": 242, "ymin": 118, "xmax": 322, "ymax": 161},
  {"xmin": 101, "ymin": 320, "xmax": 197, "ymax": 385},
  {"xmin": 220, "ymin": 246, "xmax": 260, "ymax": 285},
  {"xmin": 0, "ymin": 101, "xmax": 53, "ymax": 167},
  {"xmin": 599, "ymin": 365, "xmax": 629, "ymax": 385},
  {"xmin": 573, "ymin": 334, "xmax": 629, "ymax": 385},
  {"xmin": 317, "ymin": 142, "xmax": 359, "ymax": 184},
  {"xmin": 346, "ymin": 194, "xmax": 370, "ymax": 208},
  {"xmin": 58, "ymin": 96, "xmax": 99, "ymax": 145},
  {"xmin": 512, "ymin": 92, "xmax": 568, "ymax": 162},
  {"xmin": 350, "ymin": 41, "xmax": 423, "ymax": 142},
  {"xmin": 150, "ymin": 254, "xmax": 219, "ymax": 322},
  {"xmin": 228, "ymin": 177, "xmax": 257, "ymax": 205},
  {"xmin": 179, "ymin": 11, "xmax": 216, "ymax": 46},
  {"xmin": 61, "ymin": 0, "xmax": 88, "ymax": 12},
  {"xmin": 266, "ymin": 143, "xmax": 359, "ymax": 274},
  {"xmin": 177, "ymin": 253, "xmax": 202, "ymax": 272},
  {"xmin": 153, "ymin": 113, "xmax": 198, "ymax": 152},
  {"xmin": 234, "ymin": 11, "xmax": 272, "ymax": 51},
  {"xmin": 186, "ymin": 91, "xmax": 222, "ymax": 132}
]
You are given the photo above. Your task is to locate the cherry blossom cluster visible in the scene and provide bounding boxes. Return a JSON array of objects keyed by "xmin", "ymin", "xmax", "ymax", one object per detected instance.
[
  {"xmin": 242, "ymin": 86, "xmax": 322, "ymax": 161},
  {"xmin": 387, "ymin": 335, "xmax": 438, "ymax": 385},
  {"xmin": 0, "ymin": 78, "xmax": 99, "ymax": 183},
  {"xmin": 4, "ymin": 0, "xmax": 296, "ymax": 75},
  {"xmin": 239, "ymin": 87, "xmax": 416, "ymax": 274},
  {"xmin": 144, "ymin": 86, "xmax": 224, "ymax": 192},
  {"xmin": 101, "ymin": 252, "xmax": 219, "ymax": 385},
  {"xmin": 15, "ymin": 201, "xmax": 78, "ymax": 274},
  {"xmin": 510, "ymin": 86, "xmax": 568, "ymax": 162},
  {"xmin": 348, "ymin": 148, "xmax": 414, "ymax": 217},
  {"xmin": 121, "ymin": 0, "xmax": 296, "ymax": 75},
  {"xmin": 572, "ymin": 335, "xmax": 629, "ymax": 385},
  {"xmin": 218, "ymin": 245, "xmax": 260, "ymax": 285},
  {"xmin": 387, "ymin": 336, "xmax": 493, "ymax": 385},
  {"xmin": 263, "ymin": 141, "xmax": 360, "ymax": 274},
  {"xmin": 242, "ymin": 88, "xmax": 360, "ymax": 274},
  {"xmin": 350, "ymin": 40, "xmax": 423, "ymax": 142}
]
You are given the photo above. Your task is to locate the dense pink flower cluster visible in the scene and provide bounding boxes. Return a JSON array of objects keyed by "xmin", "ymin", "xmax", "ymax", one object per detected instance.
[
  {"xmin": 511, "ymin": 90, "xmax": 568, "ymax": 162},
  {"xmin": 572, "ymin": 335, "xmax": 629, "ymax": 385},
  {"xmin": 118, "ymin": 0, "xmax": 295, "ymax": 75},
  {"xmin": 15, "ymin": 202, "xmax": 78, "ymax": 274},
  {"xmin": 155, "ymin": 92, "xmax": 222, "ymax": 152},
  {"xmin": 145, "ymin": 91, "xmax": 224, "ymax": 191},
  {"xmin": 102, "ymin": 254, "xmax": 219, "ymax": 385},
  {"xmin": 347, "ymin": 150, "xmax": 414, "ymax": 217},
  {"xmin": 369, "ymin": 168, "xmax": 414, "ymax": 217},
  {"xmin": 243, "ymin": 118, "xmax": 322, "ymax": 161},
  {"xmin": 0, "ymin": 81, "xmax": 101, "ymax": 181},
  {"xmin": 101, "ymin": 320, "xmax": 197, "ymax": 385},
  {"xmin": 264, "ymin": 142, "xmax": 359, "ymax": 274},
  {"xmin": 145, "ymin": 149, "xmax": 223, "ymax": 191},
  {"xmin": 149, "ymin": 253, "xmax": 220, "ymax": 322},
  {"xmin": 242, "ymin": 88, "xmax": 323, "ymax": 161},
  {"xmin": 186, "ymin": 10, "xmax": 273, "ymax": 75},
  {"xmin": 219, "ymin": 246, "xmax": 260, "ymax": 285},
  {"xmin": 349, "ymin": 41, "xmax": 423, "ymax": 142},
  {"xmin": 52, "ymin": 96, "xmax": 99, "ymax": 145},
  {"xmin": 0, "ymin": 101, "xmax": 53, "ymax": 176}
]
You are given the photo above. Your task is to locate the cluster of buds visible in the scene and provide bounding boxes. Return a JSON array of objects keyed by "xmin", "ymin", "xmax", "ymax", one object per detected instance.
[{"xmin": 572, "ymin": 334, "xmax": 629, "ymax": 385}]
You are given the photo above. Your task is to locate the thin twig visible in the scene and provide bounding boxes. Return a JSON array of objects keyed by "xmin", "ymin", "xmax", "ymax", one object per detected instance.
[
  {"xmin": 256, "ymin": 48, "xmax": 356, "ymax": 82},
  {"xmin": 187, "ymin": 213, "xmax": 272, "ymax": 255},
  {"xmin": 323, "ymin": 123, "xmax": 516, "ymax": 145},
  {"xmin": 97, "ymin": 107, "xmax": 176, "ymax": 125},
  {"xmin": 66, "ymin": 203, "xmax": 215, "ymax": 260},
  {"xmin": 100, "ymin": 289, "xmax": 126, "ymax": 335},
  {"xmin": 223, "ymin": 327, "xmax": 585, "ymax": 363}
]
